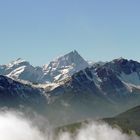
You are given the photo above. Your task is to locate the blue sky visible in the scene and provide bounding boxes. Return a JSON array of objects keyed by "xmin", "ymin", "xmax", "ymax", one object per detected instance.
[{"xmin": 0, "ymin": 0, "xmax": 140, "ymax": 66}]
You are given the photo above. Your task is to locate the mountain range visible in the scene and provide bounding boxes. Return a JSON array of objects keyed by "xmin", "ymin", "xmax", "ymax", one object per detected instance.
[
  {"xmin": 0, "ymin": 50, "xmax": 89, "ymax": 84},
  {"xmin": 0, "ymin": 50, "xmax": 140, "ymax": 125}
]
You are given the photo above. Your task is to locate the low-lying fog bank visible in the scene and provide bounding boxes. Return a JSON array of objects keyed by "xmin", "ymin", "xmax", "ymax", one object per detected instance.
[{"xmin": 0, "ymin": 110, "xmax": 139, "ymax": 140}]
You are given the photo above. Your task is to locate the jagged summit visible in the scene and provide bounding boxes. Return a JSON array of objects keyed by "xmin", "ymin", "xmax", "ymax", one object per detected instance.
[
  {"xmin": 7, "ymin": 58, "xmax": 30, "ymax": 68},
  {"xmin": 112, "ymin": 57, "xmax": 128, "ymax": 63},
  {"xmin": 42, "ymin": 50, "xmax": 89, "ymax": 82},
  {"xmin": 46, "ymin": 50, "xmax": 88, "ymax": 69},
  {"xmin": 111, "ymin": 57, "xmax": 140, "ymax": 65}
]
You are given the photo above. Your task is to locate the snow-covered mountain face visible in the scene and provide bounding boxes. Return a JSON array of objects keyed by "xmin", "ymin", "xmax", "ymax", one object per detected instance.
[
  {"xmin": 42, "ymin": 50, "xmax": 89, "ymax": 82},
  {"xmin": 0, "ymin": 58, "xmax": 44, "ymax": 83},
  {"xmin": 0, "ymin": 58, "xmax": 29, "ymax": 75},
  {"xmin": 0, "ymin": 51, "xmax": 89, "ymax": 84}
]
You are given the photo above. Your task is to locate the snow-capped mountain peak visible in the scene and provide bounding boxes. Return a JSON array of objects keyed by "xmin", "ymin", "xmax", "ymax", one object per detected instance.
[
  {"xmin": 6, "ymin": 58, "xmax": 30, "ymax": 69},
  {"xmin": 46, "ymin": 50, "xmax": 88, "ymax": 70},
  {"xmin": 0, "ymin": 51, "xmax": 90, "ymax": 83},
  {"xmin": 42, "ymin": 50, "xmax": 89, "ymax": 82},
  {"xmin": 0, "ymin": 58, "xmax": 44, "ymax": 83}
]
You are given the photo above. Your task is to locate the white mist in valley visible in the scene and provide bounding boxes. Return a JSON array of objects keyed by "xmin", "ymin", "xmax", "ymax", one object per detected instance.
[
  {"xmin": 0, "ymin": 111, "xmax": 45, "ymax": 140},
  {"xmin": 0, "ymin": 111, "xmax": 139, "ymax": 140}
]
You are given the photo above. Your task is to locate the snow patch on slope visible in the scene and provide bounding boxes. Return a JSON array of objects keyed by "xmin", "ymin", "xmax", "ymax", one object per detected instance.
[
  {"xmin": 120, "ymin": 72, "xmax": 140, "ymax": 85},
  {"xmin": 7, "ymin": 66, "xmax": 26, "ymax": 79},
  {"xmin": 42, "ymin": 50, "xmax": 89, "ymax": 83}
]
